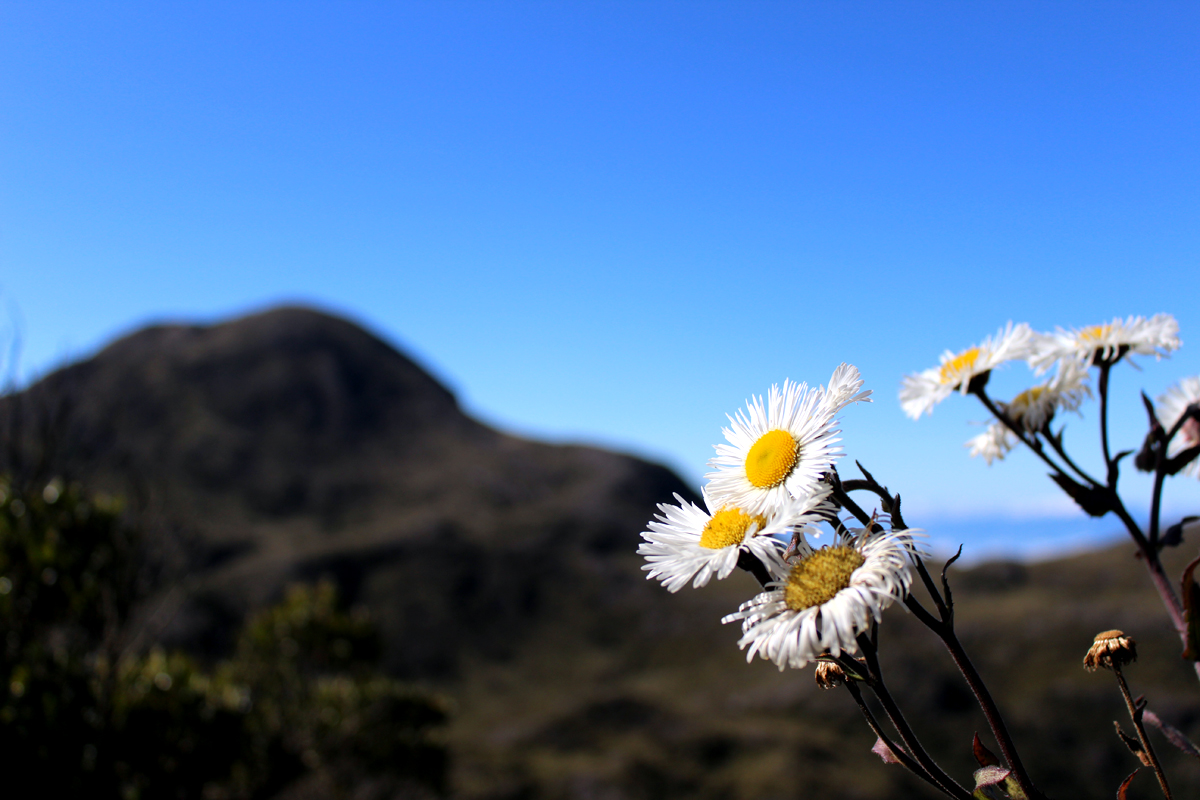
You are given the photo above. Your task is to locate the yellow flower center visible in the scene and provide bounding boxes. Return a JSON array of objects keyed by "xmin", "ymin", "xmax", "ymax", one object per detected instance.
[
  {"xmin": 699, "ymin": 507, "xmax": 768, "ymax": 549},
  {"xmin": 1011, "ymin": 386, "xmax": 1045, "ymax": 409},
  {"xmin": 784, "ymin": 546, "xmax": 865, "ymax": 611},
  {"xmin": 1079, "ymin": 324, "xmax": 1112, "ymax": 343},
  {"xmin": 744, "ymin": 429, "xmax": 799, "ymax": 489},
  {"xmin": 938, "ymin": 347, "xmax": 980, "ymax": 383}
]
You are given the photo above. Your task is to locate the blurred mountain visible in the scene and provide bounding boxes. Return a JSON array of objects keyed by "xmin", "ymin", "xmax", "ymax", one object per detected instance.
[
  {"xmin": 3, "ymin": 306, "xmax": 1200, "ymax": 800},
  {"xmin": 0, "ymin": 306, "xmax": 694, "ymax": 677}
]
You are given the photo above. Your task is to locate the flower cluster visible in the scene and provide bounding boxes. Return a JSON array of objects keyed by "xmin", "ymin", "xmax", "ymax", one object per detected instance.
[
  {"xmin": 639, "ymin": 365, "xmax": 920, "ymax": 670},
  {"xmin": 902, "ymin": 314, "xmax": 1190, "ymax": 470}
]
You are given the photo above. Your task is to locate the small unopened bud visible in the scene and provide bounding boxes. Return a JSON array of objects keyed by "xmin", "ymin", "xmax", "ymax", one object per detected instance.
[
  {"xmin": 814, "ymin": 661, "xmax": 848, "ymax": 689},
  {"xmin": 1084, "ymin": 629, "xmax": 1138, "ymax": 672}
]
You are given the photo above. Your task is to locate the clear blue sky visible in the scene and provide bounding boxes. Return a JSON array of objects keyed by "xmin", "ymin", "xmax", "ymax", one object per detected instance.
[{"xmin": 2, "ymin": 1, "xmax": 1198, "ymax": 558}]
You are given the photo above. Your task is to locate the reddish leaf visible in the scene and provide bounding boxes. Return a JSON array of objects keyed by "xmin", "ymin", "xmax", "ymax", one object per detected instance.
[
  {"xmin": 1116, "ymin": 769, "xmax": 1139, "ymax": 800},
  {"xmin": 973, "ymin": 733, "xmax": 1001, "ymax": 767},
  {"xmin": 1181, "ymin": 555, "xmax": 1200, "ymax": 661},
  {"xmin": 1144, "ymin": 709, "xmax": 1200, "ymax": 759},
  {"xmin": 1114, "ymin": 722, "xmax": 1152, "ymax": 766}
]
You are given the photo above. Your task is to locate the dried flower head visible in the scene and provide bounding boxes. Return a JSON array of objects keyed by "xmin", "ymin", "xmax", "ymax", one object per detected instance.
[
  {"xmin": 814, "ymin": 660, "xmax": 849, "ymax": 689},
  {"xmin": 1083, "ymin": 629, "xmax": 1138, "ymax": 672}
]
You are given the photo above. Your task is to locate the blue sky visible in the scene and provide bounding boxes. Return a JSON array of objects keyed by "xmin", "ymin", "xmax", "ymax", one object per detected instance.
[{"xmin": 2, "ymin": 1, "xmax": 1199, "ymax": 559}]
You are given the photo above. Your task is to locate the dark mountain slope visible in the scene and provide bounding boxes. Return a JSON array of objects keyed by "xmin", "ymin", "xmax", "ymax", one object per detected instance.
[{"xmin": 0, "ymin": 306, "xmax": 693, "ymax": 674}]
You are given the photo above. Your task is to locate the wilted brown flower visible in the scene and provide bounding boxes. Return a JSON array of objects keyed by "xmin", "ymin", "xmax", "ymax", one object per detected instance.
[
  {"xmin": 816, "ymin": 662, "xmax": 864, "ymax": 690},
  {"xmin": 1083, "ymin": 629, "xmax": 1137, "ymax": 672},
  {"xmin": 814, "ymin": 661, "xmax": 848, "ymax": 689}
]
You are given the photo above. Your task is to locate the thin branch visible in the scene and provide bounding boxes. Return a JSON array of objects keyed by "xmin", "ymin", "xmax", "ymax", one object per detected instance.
[
  {"xmin": 913, "ymin": 556, "xmax": 950, "ymax": 620},
  {"xmin": 902, "ymin": 593, "xmax": 1041, "ymax": 799},
  {"xmin": 1150, "ymin": 463, "xmax": 1167, "ymax": 550},
  {"xmin": 1098, "ymin": 359, "xmax": 1115, "ymax": 476},
  {"xmin": 736, "ymin": 550, "xmax": 773, "ymax": 589},
  {"xmin": 1113, "ymin": 664, "xmax": 1173, "ymax": 799},
  {"xmin": 1043, "ymin": 427, "xmax": 1103, "ymax": 488},
  {"xmin": 854, "ymin": 634, "xmax": 973, "ymax": 800},
  {"xmin": 841, "ymin": 679, "xmax": 952, "ymax": 798},
  {"xmin": 829, "ymin": 471, "xmax": 874, "ymax": 527},
  {"xmin": 1150, "ymin": 404, "xmax": 1199, "ymax": 547},
  {"xmin": 972, "ymin": 387, "xmax": 1074, "ymax": 480}
]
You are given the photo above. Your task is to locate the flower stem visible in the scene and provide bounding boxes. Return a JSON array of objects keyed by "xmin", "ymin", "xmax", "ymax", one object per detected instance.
[
  {"xmin": 841, "ymin": 677, "xmax": 953, "ymax": 798},
  {"xmin": 854, "ymin": 634, "xmax": 973, "ymax": 800},
  {"xmin": 972, "ymin": 388, "xmax": 1074, "ymax": 481},
  {"xmin": 1098, "ymin": 359, "xmax": 1114, "ymax": 472},
  {"xmin": 911, "ymin": 601, "xmax": 1043, "ymax": 800},
  {"xmin": 1112, "ymin": 663, "xmax": 1173, "ymax": 799}
]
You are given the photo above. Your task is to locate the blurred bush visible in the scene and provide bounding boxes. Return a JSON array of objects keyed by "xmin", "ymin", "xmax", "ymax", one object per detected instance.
[{"xmin": 0, "ymin": 475, "xmax": 448, "ymax": 798}]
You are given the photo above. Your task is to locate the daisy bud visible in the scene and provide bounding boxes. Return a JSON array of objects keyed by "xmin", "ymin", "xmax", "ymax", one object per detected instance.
[{"xmin": 1083, "ymin": 630, "xmax": 1138, "ymax": 672}]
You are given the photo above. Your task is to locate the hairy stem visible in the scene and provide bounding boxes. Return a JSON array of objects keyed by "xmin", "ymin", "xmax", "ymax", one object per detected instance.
[
  {"xmin": 924, "ymin": 607, "xmax": 1042, "ymax": 799},
  {"xmin": 841, "ymin": 678, "xmax": 951, "ymax": 797},
  {"xmin": 1113, "ymin": 664, "xmax": 1172, "ymax": 800},
  {"xmin": 855, "ymin": 634, "xmax": 973, "ymax": 800}
]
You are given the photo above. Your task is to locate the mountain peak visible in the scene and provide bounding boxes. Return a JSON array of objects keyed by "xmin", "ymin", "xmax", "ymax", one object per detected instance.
[{"xmin": 0, "ymin": 305, "xmax": 696, "ymax": 673}]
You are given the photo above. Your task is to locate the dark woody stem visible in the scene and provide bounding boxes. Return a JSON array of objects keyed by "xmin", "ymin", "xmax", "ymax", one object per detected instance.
[
  {"xmin": 1042, "ymin": 429, "xmax": 1103, "ymax": 489},
  {"xmin": 1149, "ymin": 406, "xmax": 1194, "ymax": 547},
  {"xmin": 853, "ymin": 634, "xmax": 973, "ymax": 800},
  {"xmin": 978, "ymin": 376, "xmax": 1200, "ymax": 680},
  {"xmin": 840, "ymin": 471, "xmax": 953, "ymax": 617},
  {"xmin": 828, "ymin": 473, "xmax": 874, "ymax": 527},
  {"xmin": 1112, "ymin": 663, "xmax": 1172, "ymax": 800},
  {"xmin": 1107, "ymin": 489, "xmax": 1189, "ymax": 643},
  {"xmin": 972, "ymin": 387, "xmax": 1076, "ymax": 482},
  {"xmin": 736, "ymin": 550, "xmax": 773, "ymax": 590},
  {"xmin": 839, "ymin": 676, "xmax": 952, "ymax": 798},
  {"xmin": 1098, "ymin": 359, "xmax": 1114, "ymax": 471},
  {"xmin": 1150, "ymin": 461, "xmax": 1167, "ymax": 549},
  {"xmin": 902, "ymin": 595, "xmax": 1043, "ymax": 800}
]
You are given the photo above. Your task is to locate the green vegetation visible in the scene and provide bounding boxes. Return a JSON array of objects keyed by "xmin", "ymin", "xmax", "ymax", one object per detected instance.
[{"xmin": 0, "ymin": 475, "xmax": 448, "ymax": 798}]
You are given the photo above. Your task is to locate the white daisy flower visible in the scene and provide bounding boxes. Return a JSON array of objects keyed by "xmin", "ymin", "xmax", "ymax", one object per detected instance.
[
  {"xmin": 1029, "ymin": 313, "xmax": 1180, "ymax": 373},
  {"xmin": 722, "ymin": 526, "xmax": 918, "ymax": 670},
  {"xmin": 966, "ymin": 422, "xmax": 1016, "ymax": 466},
  {"xmin": 1157, "ymin": 376, "xmax": 1200, "ymax": 477},
  {"xmin": 900, "ymin": 322, "xmax": 1037, "ymax": 419},
  {"xmin": 822, "ymin": 363, "xmax": 873, "ymax": 415},
  {"xmin": 706, "ymin": 365, "xmax": 866, "ymax": 516},
  {"xmin": 639, "ymin": 486, "xmax": 835, "ymax": 593},
  {"xmin": 965, "ymin": 362, "xmax": 1090, "ymax": 465},
  {"xmin": 1009, "ymin": 360, "xmax": 1090, "ymax": 431}
]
